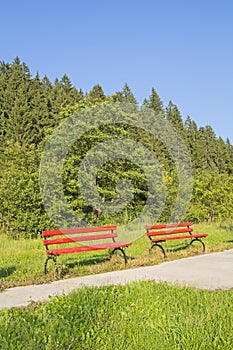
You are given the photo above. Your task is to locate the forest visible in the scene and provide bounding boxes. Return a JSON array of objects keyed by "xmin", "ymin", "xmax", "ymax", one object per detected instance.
[{"xmin": 0, "ymin": 57, "xmax": 233, "ymax": 239}]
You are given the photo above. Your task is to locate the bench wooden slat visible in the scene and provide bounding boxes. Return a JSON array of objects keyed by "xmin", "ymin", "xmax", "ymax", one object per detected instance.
[
  {"xmin": 147, "ymin": 227, "xmax": 193, "ymax": 237},
  {"xmin": 151, "ymin": 233, "xmax": 208, "ymax": 242},
  {"xmin": 146, "ymin": 222, "xmax": 192, "ymax": 230},
  {"xmin": 43, "ymin": 233, "xmax": 118, "ymax": 246},
  {"xmin": 42, "ymin": 225, "xmax": 117, "ymax": 237},
  {"xmin": 47, "ymin": 242, "xmax": 132, "ymax": 255}
]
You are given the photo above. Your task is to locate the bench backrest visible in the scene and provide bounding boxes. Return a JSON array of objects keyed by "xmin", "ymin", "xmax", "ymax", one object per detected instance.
[
  {"xmin": 42, "ymin": 225, "xmax": 118, "ymax": 248},
  {"xmin": 146, "ymin": 222, "xmax": 193, "ymax": 238}
]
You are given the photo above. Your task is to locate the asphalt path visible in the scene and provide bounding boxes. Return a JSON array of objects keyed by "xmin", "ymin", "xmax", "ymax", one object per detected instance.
[{"xmin": 0, "ymin": 249, "xmax": 233, "ymax": 310}]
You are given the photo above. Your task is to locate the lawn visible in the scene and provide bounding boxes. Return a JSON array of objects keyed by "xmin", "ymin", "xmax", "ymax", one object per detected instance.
[
  {"xmin": 0, "ymin": 281, "xmax": 232, "ymax": 349},
  {"xmin": 0, "ymin": 221, "xmax": 233, "ymax": 289},
  {"xmin": 0, "ymin": 221, "xmax": 233, "ymax": 349}
]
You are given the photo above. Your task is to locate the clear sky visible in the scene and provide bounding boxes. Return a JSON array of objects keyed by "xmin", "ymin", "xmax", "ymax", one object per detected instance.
[{"xmin": 1, "ymin": 0, "xmax": 232, "ymax": 141}]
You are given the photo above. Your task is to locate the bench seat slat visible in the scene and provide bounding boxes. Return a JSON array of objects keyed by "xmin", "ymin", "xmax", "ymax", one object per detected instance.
[
  {"xmin": 147, "ymin": 228, "xmax": 193, "ymax": 237},
  {"xmin": 46, "ymin": 241, "xmax": 132, "ymax": 255},
  {"xmin": 43, "ymin": 233, "xmax": 118, "ymax": 245},
  {"xmin": 42, "ymin": 225, "xmax": 117, "ymax": 237},
  {"xmin": 151, "ymin": 233, "xmax": 208, "ymax": 242}
]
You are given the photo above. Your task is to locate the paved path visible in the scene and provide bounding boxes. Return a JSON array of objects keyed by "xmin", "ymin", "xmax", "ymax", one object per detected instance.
[{"xmin": 0, "ymin": 249, "xmax": 233, "ymax": 310}]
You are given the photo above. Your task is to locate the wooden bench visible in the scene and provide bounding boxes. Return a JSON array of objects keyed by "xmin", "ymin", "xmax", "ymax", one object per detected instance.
[
  {"xmin": 146, "ymin": 222, "xmax": 208, "ymax": 258},
  {"xmin": 42, "ymin": 225, "xmax": 132, "ymax": 274}
]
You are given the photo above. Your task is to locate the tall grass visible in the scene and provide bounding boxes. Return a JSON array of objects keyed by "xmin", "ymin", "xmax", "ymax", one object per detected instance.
[{"xmin": 0, "ymin": 281, "xmax": 232, "ymax": 349}]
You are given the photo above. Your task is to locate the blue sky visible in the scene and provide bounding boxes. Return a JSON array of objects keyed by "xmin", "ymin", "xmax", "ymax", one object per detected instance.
[{"xmin": 1, "ymin": 0, "xmax": 232, "ymax": 141}]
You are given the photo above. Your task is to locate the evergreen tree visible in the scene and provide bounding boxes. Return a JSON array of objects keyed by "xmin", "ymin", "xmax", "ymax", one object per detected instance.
[
  {"xmin": 112, "ymin": 83, "xmax": 137, "ymax": 104},
  {"xmin": 165, "ymin": 101, "xmax": 186, "ymax": 138},
  {"xmin": 215, "ymin": 137, "xmax": 233, "ymax": 174},
  {"xmin": 85, "ymin": 84, "xmax": 106, "ymax": 106},
  {"xmin": 51, "ymin": 74, "xmax": 84, "ymax": 118},
  {"xmin": 143, "ymin": 87, "xmax": 164, "ymax": 116},
  {"xmin": 185, "ymin": 116, "xmax": 201, "ymax": 169},
  {"xmin": 0, "ymin": 57, "xmax": 33, "ymax": 147}
]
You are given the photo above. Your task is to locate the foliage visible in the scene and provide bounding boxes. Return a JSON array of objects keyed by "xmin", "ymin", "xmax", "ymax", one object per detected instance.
[
  {"xmin": 0, "ymin": 58, "xmax": 233, "ymax": 238},
  {"xmin": 0, "ymin": 142, "xmax": 53, "ymax": 238},
  {"xmin": 186, "ymin": 171, "xmax": 233, "ymax": 223}
]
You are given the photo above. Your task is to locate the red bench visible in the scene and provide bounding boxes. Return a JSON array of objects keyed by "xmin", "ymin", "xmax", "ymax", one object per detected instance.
[
  {"xmin": 42, "ymin": 225, "xmax": 132, "ymax": 274},
  {"xmin": 146, "ymin": 222, "xmax": 208, "ymax": 258}
]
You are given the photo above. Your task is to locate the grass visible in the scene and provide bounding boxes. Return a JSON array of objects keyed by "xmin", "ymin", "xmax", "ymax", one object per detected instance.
[
  {"xmin": 0, "ymin": 221, "xmax": 233, "ymax": 289},
  {"xmin": 0, "ymin": 222, "xmax": 233, "ymax": 349},
  {"xmin": 0, "ymin": 281, "xmax": 233, "ymax": 349}
]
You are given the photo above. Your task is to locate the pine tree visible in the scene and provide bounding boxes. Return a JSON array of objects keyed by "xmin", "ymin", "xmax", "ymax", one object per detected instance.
[
  {"xmin": 112, "ymin": 83, "xmax": 137, "ymax": 104},
  {"xmin": 0, "ymin": 57, "xmax": 32, "ymax": 147},
  {"xmin": 85, "ymin": 84, "xmax": 106, "ymax": 106},
  {"xmin": 0, "ymin": 58, "xmax": 59, "ymax": 147},
  {"xmin": 51, "ymin": 74, "xmax": 84, "ymax": 117},
  {"xmin": 165, "ymin": 101, "xmax": 186, "ymax": 138},
  {"xmin": 185, "ymin": 116, "xmax": 200, "ymax": 169},
  {"xmin": 215, "ymin": 137, "xmax": 233, "ymax": 174},
  {"xmin": 143, "ymin": 87, "xmax": 164, "ymax": 116}
]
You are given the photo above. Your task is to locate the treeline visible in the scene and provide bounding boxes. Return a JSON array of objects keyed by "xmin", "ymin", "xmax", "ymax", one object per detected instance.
[{"xmin": 0, "ymin": 57, "xmax": 232, "ymax": 238}]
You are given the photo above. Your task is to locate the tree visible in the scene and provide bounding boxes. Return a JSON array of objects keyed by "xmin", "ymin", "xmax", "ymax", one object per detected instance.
[
  {"xmin": 85, "ymin": 84, "xmax": 106, "ymax": 106},
  {"xmin": 165, "ymin": 101, "xmax": 186, "ymax": 139},
  {"xmin": 50, "ymin": 74, "xmax": 84, "ymax": 118},
  {"xmin": 112, "ymin": 83, "xmax": 137, "ymax": 104},
  {"xmin": 0, "ymin": 58, "xmax": 56, "ymax": 147},
  {"xmin": 186, "ymin": 170, "xmax": 233, "ymax": 222},
  {"xmin": 215, "ymin": 137, "xmax": 233, "ymax": 174},
  {"xmin": 143, "ymin": 87, "xmax": 164, "ymax": 116},
  {"xmin": 0, "ymin": 143, "xmax": 52, "ymax": 237}
]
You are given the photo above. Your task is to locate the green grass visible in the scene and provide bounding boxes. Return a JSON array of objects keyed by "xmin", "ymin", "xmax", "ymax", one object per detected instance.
[
  {"xmin": 0, "ymin": 281, "xmax": 233, "ymax": 349},
  {"xmin": 0, "ymin": 221, "xmax": 233, "ymax": 289},
  {"xmin": 1, "ymin": 222, "xmax": 233, "ymax": 349}
]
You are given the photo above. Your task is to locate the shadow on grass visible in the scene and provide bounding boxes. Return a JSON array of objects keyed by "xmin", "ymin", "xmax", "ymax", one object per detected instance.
[
  {"xmin": 154, "ymin": 243, "xmax": 190, "ymax": 254},
  {"xmin": 64, "ymin": 252, "xmax": 135, "ymax": 269},
  {"xmin": 153, "ymin": 241, "xmax": 206, "ymax": 255},
  {"xmin": 65, "ymin": 255, "xmax": 109, "ymax": 269},
  {"xmin": 0, "ymin": 266, "xmax": 16, "ymax": 278},
  {"xmin": 167, "ymin": 243, "xmax": 190, "ymax": 253}
]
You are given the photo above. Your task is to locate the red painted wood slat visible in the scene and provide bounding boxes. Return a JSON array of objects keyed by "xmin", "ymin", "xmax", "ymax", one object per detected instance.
[
  {"xmin": 151, "ymin": 233, "xmax": 208, "ymax": 242},
  {"xmin": 42, "ymin": 225, "xmax": 117, "ymax": 237},
  {"xmin": 147, "ymin": 228, "xmax": 193, "ymax": 237},
  {"xmin": 146, "ymin": 222, "xmax": 192, "ymax": 230},
  {"xmin": 43, "ymin": 233, "xmax": 118, "ymax": 245},
  {"xmin": 46, "ymin": 241, "xmax": 132, "ymax": 255}
]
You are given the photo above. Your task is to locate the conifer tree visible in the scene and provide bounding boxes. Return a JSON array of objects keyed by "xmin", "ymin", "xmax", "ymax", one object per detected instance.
[
  {"xmin": 85, "ymin": 84, "xmax": 106, "ymax": 106},
  {"xmin": 51, "ymin": 74, "xmax": 84, "ymax": 118},
  {"xmin": 165, "ymin": 101, "xmax": 186, "ymax": 138},
  {"xmin": 143, "ymin": 87, "xmax": 164, "ymax": 116},
  {"xmin": 112, "ymin": 83, "xmax": 137, "ymax": 104},
  {"xmin": 0, "ymin": 57, "xmax": 32, "ymax": 146}
]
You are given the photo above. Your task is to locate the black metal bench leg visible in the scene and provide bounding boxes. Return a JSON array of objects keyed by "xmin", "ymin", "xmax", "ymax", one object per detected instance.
[
  {"xmin": 149, "ymin": 242, "xmax": 167, "ymax": 258},
  {"xmin": 190, "ymin": 238, "xmax": 206, "ymax": 252},
  {"xmin": 111, "ymin": 247, "xmax": 128, "ymax": 263},
  {"xmin": 44, "ymin": 255, "xmax": 57, "ymax": 274}
]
